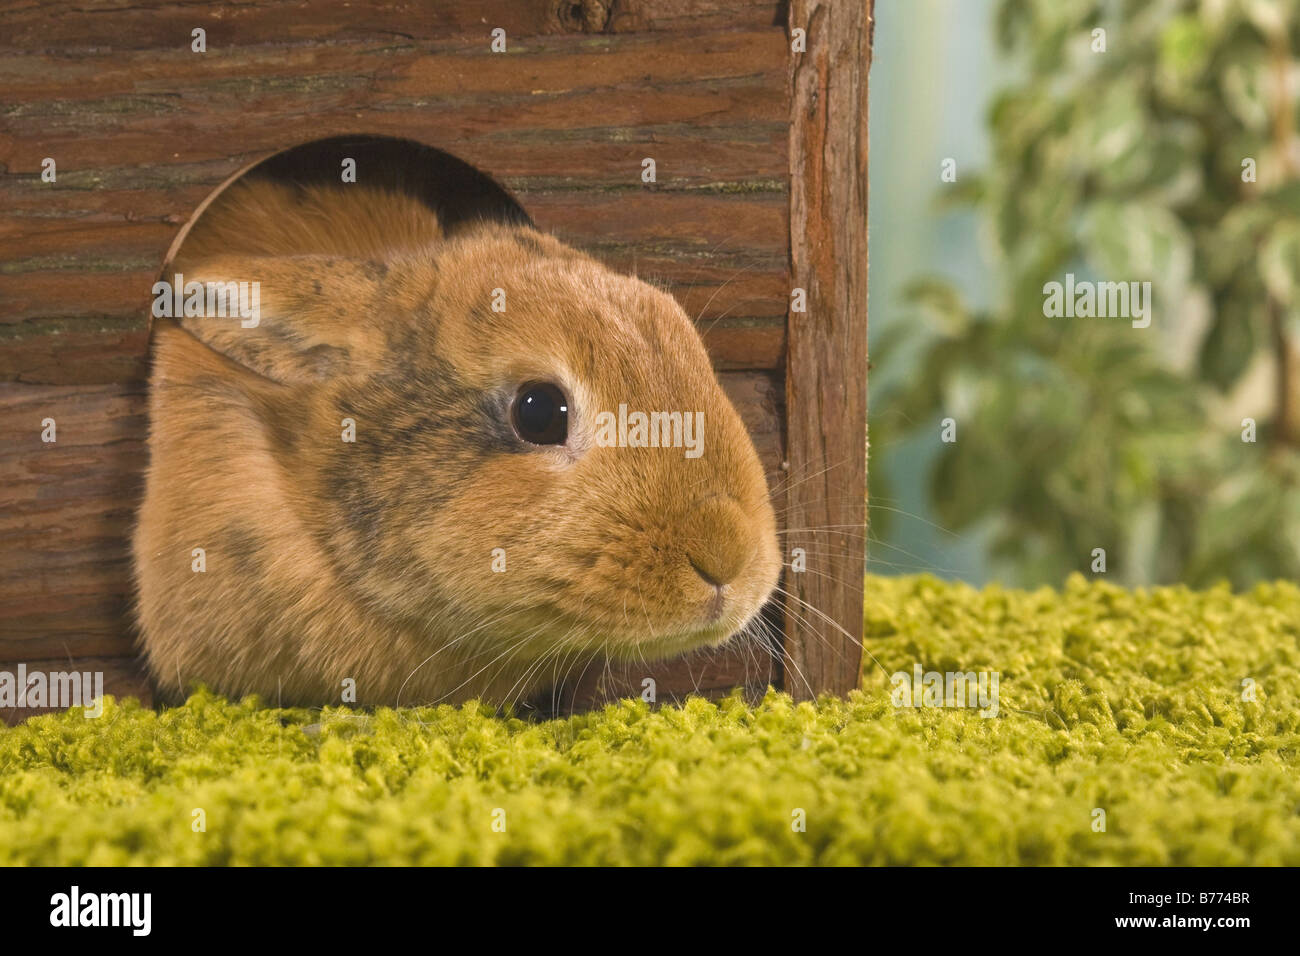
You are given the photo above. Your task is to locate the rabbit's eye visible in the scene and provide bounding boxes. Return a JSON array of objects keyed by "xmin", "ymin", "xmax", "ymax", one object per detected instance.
[{"xmin": 511, "ymin": 382, "xmax": 568, "ymax": 445}]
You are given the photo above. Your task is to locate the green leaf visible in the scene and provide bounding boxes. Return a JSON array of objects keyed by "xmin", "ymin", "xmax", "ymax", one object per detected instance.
[{"xmin": 1259, "ymin": 219, "xmax": 1300, "ymax": 301}]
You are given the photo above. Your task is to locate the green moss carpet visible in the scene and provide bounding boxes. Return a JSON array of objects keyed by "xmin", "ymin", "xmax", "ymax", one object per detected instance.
[{"xmin": 1, "ymin": 575, "xmax": 1297, "ymax": 865}]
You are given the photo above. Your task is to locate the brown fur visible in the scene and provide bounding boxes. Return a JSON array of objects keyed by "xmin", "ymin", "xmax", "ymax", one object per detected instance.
[{"xmin": 134, "ymin": 177, "xmax": 780, "ymax": 707}]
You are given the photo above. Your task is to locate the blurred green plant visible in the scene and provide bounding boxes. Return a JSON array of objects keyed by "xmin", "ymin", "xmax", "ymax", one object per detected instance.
[{"xmin": 873, "ymin": 0, "xmax": 1300, "ymax": 588}]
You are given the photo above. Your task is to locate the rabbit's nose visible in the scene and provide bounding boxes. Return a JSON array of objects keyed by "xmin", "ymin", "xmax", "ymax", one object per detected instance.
[{"xmin": 683, "ymin": 495, "xmax": 754, "ymax": 588}]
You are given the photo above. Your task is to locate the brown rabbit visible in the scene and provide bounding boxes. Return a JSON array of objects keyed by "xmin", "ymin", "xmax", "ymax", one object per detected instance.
[{"xmin": 134, "ymin": 175, "xmax": 781, "ymax": 708}]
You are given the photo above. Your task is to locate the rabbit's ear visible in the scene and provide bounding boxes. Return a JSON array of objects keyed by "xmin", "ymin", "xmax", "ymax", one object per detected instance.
[{"xmin": 155, "ymin": 254, "xmax": 391, "ymax": 385}]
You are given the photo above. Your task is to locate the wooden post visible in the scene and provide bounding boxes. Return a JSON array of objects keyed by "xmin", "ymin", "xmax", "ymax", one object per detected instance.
[{"xmin": 782, "ymin": 0, "xmax": 872, "ymax": 698}]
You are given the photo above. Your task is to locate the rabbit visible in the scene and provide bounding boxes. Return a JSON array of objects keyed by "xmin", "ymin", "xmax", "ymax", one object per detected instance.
[{"xmin": 133, "ymin": 175, "xmax": 782, "ymax": 708}]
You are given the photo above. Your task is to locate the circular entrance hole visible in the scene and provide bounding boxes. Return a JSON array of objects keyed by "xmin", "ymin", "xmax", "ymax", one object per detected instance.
[{"xmin": 160, "ymin": 134, "xmax": 531, "ymax": 278}]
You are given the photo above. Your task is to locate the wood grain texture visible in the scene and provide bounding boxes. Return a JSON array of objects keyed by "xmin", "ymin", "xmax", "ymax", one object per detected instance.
[
  {"xmin": 781, "ymin": 0, "xmax": 871, "ymax": 698},
  {"xmin": 0, "ymin": 0, "xmax": 783, "ymax": 52},
  {"xmin": 0, "ymin": 656, "xmax": 153, "ymax": 724},
  {"xmin": 0, "ymin": 382, "xmax": 146, "ymax": 657},
  {"xmin": 0, "ymin": 19, "xmax": 791, "ymax": 383}
]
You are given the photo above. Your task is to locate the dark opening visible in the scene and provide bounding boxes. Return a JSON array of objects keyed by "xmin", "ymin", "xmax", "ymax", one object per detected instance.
[
  {"xmin": 164, "ymin": 134, "xmax": 531, "ymax": 273},
  {"xmin": 243, "ymin": 134, "xmax": 532, "ymax": 235}
]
